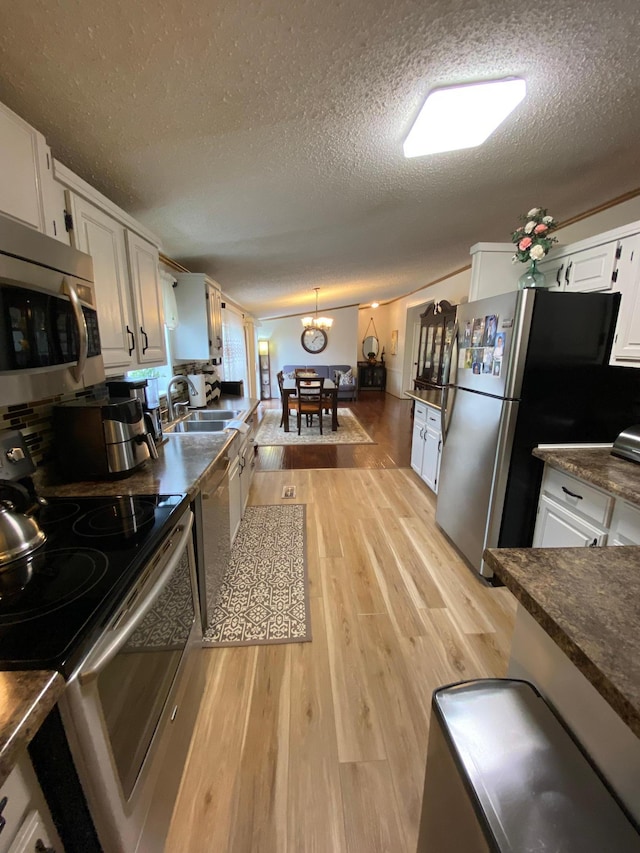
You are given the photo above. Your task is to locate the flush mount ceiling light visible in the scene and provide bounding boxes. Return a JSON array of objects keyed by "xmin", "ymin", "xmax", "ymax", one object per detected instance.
[
  {"xmin": 301, "ymin": 287, "xmax": 333, "ymax": 330},
  {"xmin": 403, "ymin": 78, "xmax": 526, "ymax": 158}
]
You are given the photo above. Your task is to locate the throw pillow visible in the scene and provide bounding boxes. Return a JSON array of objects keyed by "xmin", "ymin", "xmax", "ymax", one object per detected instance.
[
  {"xmin": 284, "ymin": 370, "xmax": 297, "ymax": 380},
  {"xmin": 339, "ymin": 369, "xmax": 354, "ymax": 386}
]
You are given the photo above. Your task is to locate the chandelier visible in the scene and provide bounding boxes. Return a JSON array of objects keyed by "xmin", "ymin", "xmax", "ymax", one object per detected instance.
[{"xmin": 301, "ymin": 287, "xmax": 333, "ymax": 330}]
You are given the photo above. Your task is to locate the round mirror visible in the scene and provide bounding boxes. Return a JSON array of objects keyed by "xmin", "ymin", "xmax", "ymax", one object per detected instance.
[{"xmin": 362, "ymin": 335, "xmax": 379, "ymax": 360}]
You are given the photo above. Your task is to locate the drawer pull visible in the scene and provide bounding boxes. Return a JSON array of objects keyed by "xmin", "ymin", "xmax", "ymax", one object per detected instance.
[{"xmin": 561, "ymin": 486, "xmax": 583, "ymax": 500}]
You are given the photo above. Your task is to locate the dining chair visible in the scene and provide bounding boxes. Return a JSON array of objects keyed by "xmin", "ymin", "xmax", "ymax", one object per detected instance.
[
  {"xmin": 277, "ymin": 370, "xmax": 295, "ymax": 427},
  {"xmin": 295, "ymin": 376, "xmax": 325, "ymax": 435}
]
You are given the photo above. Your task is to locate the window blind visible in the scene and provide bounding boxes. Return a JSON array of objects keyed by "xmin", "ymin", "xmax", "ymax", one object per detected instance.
[{"xmin": 222, "ymin": 304, "xmax": 248, "ymax": 389}]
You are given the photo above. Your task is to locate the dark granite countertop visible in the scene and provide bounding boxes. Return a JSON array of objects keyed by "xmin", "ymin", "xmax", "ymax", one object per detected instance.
[
  {"xmin": 403, "ymin": 388, "xmax": 443, "ymax": 410},
  {"xmin": 533, "ymin": 446, "xmax": 640, "ymax": 506},
  {"xmin": 0, "ymin": 671, "xmax": 65, "ymax": 787},
  {"xmin": 484, "ymin": 545, "xmax": 640, "ymax": 738},
  {"xmin": 2, "ymin": 397, "xmax": 259, "ymax": 785}
]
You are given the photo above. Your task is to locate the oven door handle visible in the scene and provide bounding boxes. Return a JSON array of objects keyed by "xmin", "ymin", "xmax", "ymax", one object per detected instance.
[
  {"xmin": 77, "ymin": 511, "xmax": 194, "ymax": 684},
  {"xmin": 62, "ymin": 277, "xmax": 88, "ymax": 383}
]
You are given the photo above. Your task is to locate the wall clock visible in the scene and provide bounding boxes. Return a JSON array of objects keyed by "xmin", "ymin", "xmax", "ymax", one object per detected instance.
[{"xmin": 301, "ymin": 327, "xmax": 328, "ymax": 354}]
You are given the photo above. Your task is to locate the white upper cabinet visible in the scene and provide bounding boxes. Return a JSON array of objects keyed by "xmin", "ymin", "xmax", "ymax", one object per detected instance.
[
  {"xmin": 67, "ymin": 193, "xmax": 134, "ymax": 370},
  {"xmin": 537, "ymin": 252, "xmax": 568, "ymax": 291},
  {"xmin": 563, "ymin": 242, "xmax": 618, "ymax": 292},
  {"xmin": 536, "ymin": 242, "xmax": 619, "ymax": 293},
  {"xmin": 125, "ymin": 230, "xmax": 165, "ymax": 365},
  {"xmin": 66, "ymin": 192, "xmax": 165, "ymax": 373},
  {"xmin": 0, "ymin": 100, "xmax": 46, "ymax": 230},
  {"xmin": 470, "ymin": 222, "xmax": 640, "ymax": 370},
  {"xmin": 610, "ymin": 233, "xmax": 640, "ymax": 364},
  {"xmin": 171, "ymin": 273, "xmax": 224, "ymax": 364},
  {"xmin": 0, "ymin": 100, "xmax": 67, "ymax": 242}
]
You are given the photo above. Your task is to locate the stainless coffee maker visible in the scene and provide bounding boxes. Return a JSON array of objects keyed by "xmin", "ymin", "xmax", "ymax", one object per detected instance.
[
  {"xmin": 53, "ymin": 398, "xmax": 158, "ymax": 479},
  {"xmin": 106, "ymin": 378, "xmax": 163, "ymax": 443}
]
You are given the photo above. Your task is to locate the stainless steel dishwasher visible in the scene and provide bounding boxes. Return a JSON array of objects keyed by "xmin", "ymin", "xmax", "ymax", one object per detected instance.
[{"xmin": 194, "ymin": 435, "xmax": 239, "ymax": 632}]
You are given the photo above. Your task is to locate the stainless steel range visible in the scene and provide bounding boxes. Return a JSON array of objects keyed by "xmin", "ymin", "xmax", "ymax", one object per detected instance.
[{"xmin": 0, "ymin": 430, "xmax": 204, "ymax": 852}]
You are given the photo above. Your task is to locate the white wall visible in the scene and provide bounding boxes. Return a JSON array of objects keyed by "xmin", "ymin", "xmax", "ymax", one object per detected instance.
[
  {"xmin": 258, "ymin": 305, "xmax": 359, "ymax": 394},
  {"xmin": 369, "ymin": 269, "xmax": 471, "ymax": 397}
]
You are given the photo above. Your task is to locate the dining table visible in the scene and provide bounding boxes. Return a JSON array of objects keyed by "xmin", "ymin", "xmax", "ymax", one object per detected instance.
[{"xmin": 281, "ymin": 377, "xmax": 339, "ymax": 432}]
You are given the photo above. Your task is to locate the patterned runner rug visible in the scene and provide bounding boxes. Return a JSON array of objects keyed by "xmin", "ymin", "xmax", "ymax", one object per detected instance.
[
  {"xmin": 203, "ymin": 504, "xmax": 311, "ymax": 646},
  {"xmin": 254, "ymin": 407, "xmax": 374, "ymax": 445}
]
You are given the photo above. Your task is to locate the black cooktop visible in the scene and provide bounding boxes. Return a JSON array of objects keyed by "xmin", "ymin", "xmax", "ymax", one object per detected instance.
[{"xmin": 0, "ymin": 493, "xmax": 189, "ymax": 676}]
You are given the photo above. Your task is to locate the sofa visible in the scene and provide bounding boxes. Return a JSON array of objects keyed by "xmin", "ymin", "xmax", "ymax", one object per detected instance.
[{"xmin": 281, "ymin": 364, "xmax": 357, "ymax": 401}]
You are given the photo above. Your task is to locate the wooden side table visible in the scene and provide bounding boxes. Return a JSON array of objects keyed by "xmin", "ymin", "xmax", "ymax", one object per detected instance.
[{"xmin": 357, "ymin": 361, "xmax": 386, "ymax": 391}]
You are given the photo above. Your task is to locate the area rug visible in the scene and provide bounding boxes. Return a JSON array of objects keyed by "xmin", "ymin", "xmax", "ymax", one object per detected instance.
[
  {"xmin": 254, "ymin": 407, "xmax": 375, "ymax": 445},
  {"xmin": 203, "ymin": 504, "xmax": 311, "ymax": 646}
]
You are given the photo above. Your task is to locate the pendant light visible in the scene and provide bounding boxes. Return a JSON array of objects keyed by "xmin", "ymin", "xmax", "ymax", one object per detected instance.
[{"xmin": 301, "ymin": 288, "xmax": 333, "ymax": 330}]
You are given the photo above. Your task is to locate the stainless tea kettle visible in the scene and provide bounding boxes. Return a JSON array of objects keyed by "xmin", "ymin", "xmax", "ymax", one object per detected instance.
[{"xmin": 0, "ymin": 480, "xmax": 46, "ymax": 570}]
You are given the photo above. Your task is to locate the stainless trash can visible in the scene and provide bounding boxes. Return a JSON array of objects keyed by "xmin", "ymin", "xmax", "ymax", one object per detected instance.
[{"xmin": 417, "ymin": 679, "xmax": 640, "ymax": 852}]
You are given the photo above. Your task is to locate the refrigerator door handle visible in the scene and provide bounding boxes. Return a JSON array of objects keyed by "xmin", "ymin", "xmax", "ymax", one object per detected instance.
[
  {"xmin": 440, "ymin": 384, "xmax": 457, "ymax": 445},
  {"xmin": 440, "ymin": 321, "xmax": 459, "ymax": 445},
  {"xmin": 445, "ymin": 320, "xmax": 459, "ymax": 388}
]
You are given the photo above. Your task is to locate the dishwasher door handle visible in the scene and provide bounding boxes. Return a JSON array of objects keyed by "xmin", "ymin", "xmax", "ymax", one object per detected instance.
[{"xmin": 201, "ymin": 460, "xmax": 231, "ymax": 500}]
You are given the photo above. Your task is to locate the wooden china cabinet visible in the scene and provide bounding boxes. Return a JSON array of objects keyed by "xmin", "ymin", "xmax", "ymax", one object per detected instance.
[{"xmin": 414, "ymin": 300, "xmax": 456, "ymax": 390}]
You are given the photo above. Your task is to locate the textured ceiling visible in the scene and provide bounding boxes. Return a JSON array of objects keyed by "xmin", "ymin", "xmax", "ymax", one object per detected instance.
[{"xmin": 0, "ymin": 0, "xmax": 639, "ymax": 317}]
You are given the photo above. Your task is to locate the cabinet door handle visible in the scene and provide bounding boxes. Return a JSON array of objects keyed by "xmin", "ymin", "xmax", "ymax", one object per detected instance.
[
  {"xmin": 564, "ymin": 260, "xmax": 572, "ymax": 285},
  {"xmin": 561, "ymin": 485, "xmax": 583, "ymax": 500},
  {"xmin": 556, "ymin": 264, "xmax": 564, "ymax": 286},
  {"xmin": 140, "ymin": 326, "xmax": 149, "ymax": 354},
  {"xmin": 126, "ymin": 325, "xmax": 135, "ymax": 356},
  {"xmin": 0, "ymin": 795, "xmax": 7, "ymax": 833}
]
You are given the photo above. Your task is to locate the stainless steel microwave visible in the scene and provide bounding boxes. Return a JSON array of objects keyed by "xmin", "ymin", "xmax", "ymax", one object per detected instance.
[{"xmin": 0, "ymin": 217, "xmax": 105, "ymax": 406}]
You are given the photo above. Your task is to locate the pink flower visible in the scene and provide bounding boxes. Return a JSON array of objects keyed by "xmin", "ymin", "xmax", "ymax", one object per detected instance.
[
  {"xmin": 518, "ymin": 237, "xmax": 532, "ymax": 251},
  {"xmin": 534, "ymin": 223, "xmax": 548, "ymax": 234}
]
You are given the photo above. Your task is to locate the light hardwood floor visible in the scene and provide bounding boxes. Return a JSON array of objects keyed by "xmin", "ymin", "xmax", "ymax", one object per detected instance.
[{"xmin": 165, "ymin": 464, "xmax": 517, "ymax": 852}]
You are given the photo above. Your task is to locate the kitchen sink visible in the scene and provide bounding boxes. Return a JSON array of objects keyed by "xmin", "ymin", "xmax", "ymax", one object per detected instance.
[
  {"xmin": 166, "ymin": 419, "xmax": 232, "ymax": 433},
  {"xmin": 186, "ymin": 409, "xmax": 241, "ymax": 420}
]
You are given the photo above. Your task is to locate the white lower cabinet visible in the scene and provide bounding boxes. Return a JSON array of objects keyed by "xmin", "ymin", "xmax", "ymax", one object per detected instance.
[
  {"xmin": 66, "ymin": 193, "xmax": 165, "ymax": 373},
  {"xmin": 532, "ymin": 494, "xmax": 607, "ymax": 548},
  {"xmin": 608, "ymin": 500, "xmax": 640, "ymax": 545},
  {"xmin": 410, "ymin": 402, "xmax": 442, "ymax": 494},
  {"xmin": 0, "ymin": 751, "xmax": 64, "ymax": 853},
  {"xmin": 533, "ymin": 465, "xmax": 640, "ymax": 549}
]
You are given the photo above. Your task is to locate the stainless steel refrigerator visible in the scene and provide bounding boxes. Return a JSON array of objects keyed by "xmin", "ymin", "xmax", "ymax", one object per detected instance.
[{"xmin": 435, "ymin": 288, "xmax": 640, "ymax": 577}]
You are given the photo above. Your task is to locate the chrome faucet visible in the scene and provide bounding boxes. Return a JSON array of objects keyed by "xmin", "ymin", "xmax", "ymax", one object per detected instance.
[{"xmin": 166, "ymin": 375, "xmax": 198, "ymax": 421}]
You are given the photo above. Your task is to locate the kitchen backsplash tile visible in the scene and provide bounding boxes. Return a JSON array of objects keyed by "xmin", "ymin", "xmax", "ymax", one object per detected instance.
[{"xmin": 0, "ymin": 385, "xmax": 105, "ymax": 467}]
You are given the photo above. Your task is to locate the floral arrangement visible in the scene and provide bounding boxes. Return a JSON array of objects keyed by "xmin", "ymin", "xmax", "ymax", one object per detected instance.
[{"xmin": 511, "ymin": 207, "xmax": 558, "ymax": 264}]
